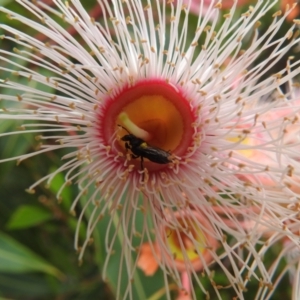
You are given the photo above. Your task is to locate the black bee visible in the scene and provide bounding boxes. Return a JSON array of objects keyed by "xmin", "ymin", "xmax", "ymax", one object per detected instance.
[{"xmin": 118, "ymin": 125, "xmax": 173, "ymax": 176}]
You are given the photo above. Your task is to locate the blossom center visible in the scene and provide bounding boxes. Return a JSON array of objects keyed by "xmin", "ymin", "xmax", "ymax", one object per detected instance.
[
  {"xmin": 162, "ymin": 211, "xmax": 218, "ymax": 272},
  {"xmin": 167, "ymin": 221, "xmax": 206, "ymax": 262},
  {"xmin": 228, "ymin": 136, "xmax": 255, "ymax": 158},
  {"xmin": 100, "ymin": 79, "xmax": 196, "ymax": 172}
]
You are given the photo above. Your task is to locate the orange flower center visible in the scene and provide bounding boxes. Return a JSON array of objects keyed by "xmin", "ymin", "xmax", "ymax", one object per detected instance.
[{"xmin": 100, "ymin": 79, "xmax": 196, "ymax": 172}]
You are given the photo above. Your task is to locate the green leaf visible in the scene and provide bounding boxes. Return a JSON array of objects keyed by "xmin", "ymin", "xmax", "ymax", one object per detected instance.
[
  {"xmin": 0, "ymin": 120, "xmax": 35, "ymax": 183},
  {"xmin": 0, "ymin": 273, "xmax": 55, "ymax": 299},
  {"xmin": 0, "ymin": 0, "xmax": 14, "ymax": 6},
  {"xmin": 48, "ymin": 168, "xmax": 72, "ymax": 209},
  {"xmin": 6, "ymin": 205, "xmax": 52, "ymax": 230},
  {"xmin": 0, "ymin": 231, "xmax": 64, "ymax": 279}
]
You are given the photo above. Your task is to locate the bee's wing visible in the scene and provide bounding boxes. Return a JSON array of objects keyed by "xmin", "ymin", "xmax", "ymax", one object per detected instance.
[{"xmin": 139, "ymin": 146, "xmax": 171, "ymax": 164}]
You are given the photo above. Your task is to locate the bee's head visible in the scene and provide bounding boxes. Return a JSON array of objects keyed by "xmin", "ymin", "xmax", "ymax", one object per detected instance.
[
  {"xmin": 121, "ymin": 134, "xmax": 133, "ymax": 142},
  {"xmin": 118, "ymin": 124, "xmax": 145, "ymax": 145},
  {"xmin": 121, "ymin": 134, "xmax": 145, "ymax": 147}
]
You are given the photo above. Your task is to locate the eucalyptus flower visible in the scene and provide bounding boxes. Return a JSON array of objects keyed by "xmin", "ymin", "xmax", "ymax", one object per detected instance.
[{"xmin": 1, "ymin": 0, "xmax": 300, "ymax": 299}]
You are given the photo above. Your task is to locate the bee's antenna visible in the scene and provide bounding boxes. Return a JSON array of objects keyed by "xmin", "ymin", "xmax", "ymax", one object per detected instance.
[{"xmin": 117, "ymin": 124, "xmax": 130, "ymax": 134}]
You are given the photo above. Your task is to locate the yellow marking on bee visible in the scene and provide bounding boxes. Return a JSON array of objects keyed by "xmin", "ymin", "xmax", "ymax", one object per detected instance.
[{"xmin": 140, "ymin": 142, "xmax": 148, "ymax": 148}]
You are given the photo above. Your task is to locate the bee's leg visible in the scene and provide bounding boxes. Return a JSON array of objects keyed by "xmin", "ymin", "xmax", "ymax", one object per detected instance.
[
  {"xmin": 125, "ymin": 143, "xmax": 138, "ymax": 160},
  {"xmin": 141, "ymin": 156, "xmax": 144, "ymax": 182},
  {"xmin": 125, "ymin": 142, "xmax": 131, "ymax": 151}
]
